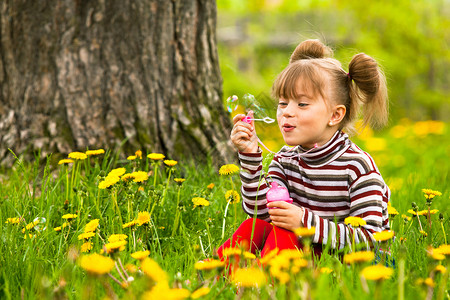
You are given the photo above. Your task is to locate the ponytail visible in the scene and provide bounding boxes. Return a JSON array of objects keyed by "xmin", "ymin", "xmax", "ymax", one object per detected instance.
[{"xmin": 347, "ymin": 53, "xmax": 389, "ymax": 130}]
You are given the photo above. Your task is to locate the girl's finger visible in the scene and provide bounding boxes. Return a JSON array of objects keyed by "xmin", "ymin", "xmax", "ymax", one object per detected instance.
[{"xmin": 232, "ymin": 114, "xmax": 246, "ymax": 124}]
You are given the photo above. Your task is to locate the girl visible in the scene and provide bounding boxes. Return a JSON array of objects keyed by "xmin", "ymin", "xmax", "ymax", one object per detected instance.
[{"xmin": 218, "ymin": 39, "xmax": 390, "ymax": 259}]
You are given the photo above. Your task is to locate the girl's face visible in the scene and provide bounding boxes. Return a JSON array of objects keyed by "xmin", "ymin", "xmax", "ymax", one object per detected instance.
[{"xmin": 276, "ymin": 78, "xmax": 337, "ymax": 149}]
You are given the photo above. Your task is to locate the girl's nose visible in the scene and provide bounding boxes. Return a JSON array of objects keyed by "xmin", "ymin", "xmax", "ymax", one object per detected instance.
[{"xmin": 281, "ymin": 102, "xmax": 296, "ymax": 117}]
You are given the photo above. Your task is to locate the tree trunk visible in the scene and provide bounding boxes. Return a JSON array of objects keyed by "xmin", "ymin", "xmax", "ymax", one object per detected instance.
[{"xmin": 0, "ymin": 0, "xmax": 235, "ymax": 166}]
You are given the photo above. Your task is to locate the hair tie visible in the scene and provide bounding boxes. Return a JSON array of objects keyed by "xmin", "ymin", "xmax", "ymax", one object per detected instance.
[{"xmin": 347, "ymin": 72, "xmax": 352, "ymax": 80}]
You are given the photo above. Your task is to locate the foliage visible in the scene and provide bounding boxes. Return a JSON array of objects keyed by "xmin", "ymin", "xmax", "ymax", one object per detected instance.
[
  {"xmin": 0, "ymin": 119, "xmax": 449, "ymax": 299},
  {"xmin": 217, "ymin": 0, "xmax": 450, "ymax": 122}
]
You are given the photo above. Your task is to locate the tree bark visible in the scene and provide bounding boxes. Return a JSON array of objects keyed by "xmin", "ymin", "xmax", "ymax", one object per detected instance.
[{"xmin": 0, "ymin": 0, "xmax": 235, "ymax": 166}]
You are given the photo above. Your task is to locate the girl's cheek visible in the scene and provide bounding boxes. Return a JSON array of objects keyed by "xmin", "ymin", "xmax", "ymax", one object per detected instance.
[{"xmin": 277, "ymin": 107, "xmax": 284, "ymax": 118}]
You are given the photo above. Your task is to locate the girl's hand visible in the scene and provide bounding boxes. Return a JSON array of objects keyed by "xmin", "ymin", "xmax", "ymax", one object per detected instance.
[
  {"xmin": 267, "ymin": 201, "xmax": 304, "ymax": 231},
  {"xmin": 230, "ymin": 111, "xmax": 258, "ymax": 153}
]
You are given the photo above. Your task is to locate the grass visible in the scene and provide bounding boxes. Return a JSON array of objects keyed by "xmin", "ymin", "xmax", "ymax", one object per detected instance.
[{"xmin": 0, "ymin": 119, "xmax": 449, "ymax": 299}]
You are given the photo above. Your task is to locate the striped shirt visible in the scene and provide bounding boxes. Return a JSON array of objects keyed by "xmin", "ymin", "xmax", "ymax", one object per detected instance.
[{"xmin": 239, "ymin": 130, "xmax": 390, "ymax": 250}]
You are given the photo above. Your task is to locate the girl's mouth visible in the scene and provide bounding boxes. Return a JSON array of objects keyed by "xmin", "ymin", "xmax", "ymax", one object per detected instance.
[{"xmin": 282, "ymin": 124, "xmax": 295, "ymax": 132}]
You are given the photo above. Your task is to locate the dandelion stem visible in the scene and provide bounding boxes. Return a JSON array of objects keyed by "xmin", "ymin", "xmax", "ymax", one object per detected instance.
[
  {"xmin": 416, "ymin": 215, "xmax": 424, "ymax": 232},
  {"xmin": 115, "ymin": 262, "xmax": 127, "ymax": 283},
  {"xmin": 398, "ymin": 257, "xmax": 405, "ymax": 300},
  {"xmin": 153, "ymin": 164, "xmax": 159, "ymax": 186},
  {"xmin": 221, "ymin": 200, "xmax": 231, "ymax": 240},
  {"xmin": 160, "ymin": 168, "xmax": 173, "ymax": 206},
  {"xmin": 171, "ymin": 186, "xmax": 182, "ymax": 237},
  {"xmin": 440, "ymin": 222, "xmax": 447, "ymax": 244},
  {"xmin": 117, "ymin": 258, "xmax": 129, "ymax": 279},
  {"xmin": 107, "ymin": 272, "xmax": 123, "ymax": 287}
]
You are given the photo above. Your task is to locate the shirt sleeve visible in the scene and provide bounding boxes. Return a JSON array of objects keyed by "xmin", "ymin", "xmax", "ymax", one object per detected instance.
[
  {"xmin": 302, "ymin": 171, "xmax": 390, "ymax": 250},
  {"xmin": 238, "ymin": 150, "xmax": 288, "ymax": 222}
]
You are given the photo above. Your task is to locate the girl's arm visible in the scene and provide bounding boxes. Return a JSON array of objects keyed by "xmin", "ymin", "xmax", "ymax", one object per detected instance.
[{"xmin": 302, "ymin": 171, "xmax": 390, "ymax": 250}]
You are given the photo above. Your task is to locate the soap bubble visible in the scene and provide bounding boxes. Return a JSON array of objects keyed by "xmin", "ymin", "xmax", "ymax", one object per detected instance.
[
  {"xmin": 33, "ymin": 217, "xmax": 47, "ymax": 232},
  {"xmin": 242, "ymin": 93, "xmax": 275, "ymax": 124},
  {"xmin": 226, "ymin": 95, "xmax": 239, "ymax": 113}
]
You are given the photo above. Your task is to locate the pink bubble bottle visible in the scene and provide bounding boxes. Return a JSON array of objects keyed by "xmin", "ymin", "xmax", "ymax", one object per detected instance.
[{"xmin": 266, "ymin": 182, "xmax": 293, "ymax": 209}]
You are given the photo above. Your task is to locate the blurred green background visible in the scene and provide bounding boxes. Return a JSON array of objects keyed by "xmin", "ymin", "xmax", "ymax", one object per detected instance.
[{"xmin": 217, "ymin": 0, "xmax": 449, "ymax": 126}]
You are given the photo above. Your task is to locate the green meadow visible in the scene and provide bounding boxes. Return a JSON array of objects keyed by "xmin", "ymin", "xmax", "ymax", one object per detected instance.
[{"xmin": 0, "ymin": 118, "xmax": 448, "ymax": 299}]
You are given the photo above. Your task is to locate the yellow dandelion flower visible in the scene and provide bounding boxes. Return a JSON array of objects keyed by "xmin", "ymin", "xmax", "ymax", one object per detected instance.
[
  {"xmin": 361, "ymin": 264, "xmax": 393, "ymax": 281},
  {"xmin": 402, "ymin": 214, "xmax": 411, "ymax": 221},
  {"xmin": 434, "ymin": 244, "xmax": 450, "ymax": 255},
  {"xmin": 54, "ymin": 222, "xmax": 70, "ymax": 232},
  {"xmin": 407, "ymin": 209, "xmax": 417, "ymax": 216},
  {"xmin": 84, "ymin": 219, "xmax": 100, "ymax": 233},
  {"xmin": 225, "ymin": 190, "xmax": 240, "ymax": 204},
  {"xmin": 344, "ymin": 251, "xmax": 375, "ymax": 264},
  {"xmin": 387, "ymin": 205, "xmax": 399, "ymax": 215},
  {"xmin": 416, "ymin": 277, "xmax": 436, "ymax": 288},
  {"xmin": 68, "ymin": 152, "xmax": 87, "ymax": 160},
  {"xmin": 131, "ymin": 171, "xmax": 148, "ymax": 183},
  {"xmin": 294, "ymin": 226, "xmax": 316, "ymax": 237},
  {"xmin": 58, "ymin": 159, "xmax": 74, "ymax": 165},
  {"xmin": 419, "ymin": 230, "xmax": 428, "ymax": 236},
  {"xmin": 131, "ymin": 250, "xmax": 150, "ymax": 260},
  {"xmin": 135, "ymin": 150, "xmax": 142, "ymax": 159},
  {"xmin": 222, "ymin": 247, "xmax": 243, "ymax": 258},
  {"xmin": 147, "ymin": 153, "xmax": 165, "ymax": 160},
  {"xmin": 207, "ymin": 183, "xmax": 215, "ymax": 189},
  {"xmin": 219, "ymin": 164, "xmax": 240, "ymax": 176},
  {"xmin": 428, "ymin": 247, "xmax": 446, "ymax": 261},
  {"xmin": 243, "ymin": 251, "xmax": 256, "ymax": 260},
  {"xmin": 108, "ymin": 234, "xmax": 128, "ymax": 243},
  {"xmin": 62, "ymin": 214, "xmax": 77, "ymax": 220},
  {"xmin": 121, "ymin": 173, "xmax": 135, "ymax": 182},
  {"xmin": 164, "ymin": 159, "xmax": 178, "ymax": 167},
  {"xmin": 422, "ymin": 189, "xmax": 442, "ymax": 200},
  {"xmin": 24, "ymin": 233, "xmax": 36, "ymax": 239},
  {"xmin": 98, "ymin": 175, "xmax": 120, "ymax": 189},
  {"xmin": 191, "ymin": 287, "xmax": 210, "ymax": 299},
  {"xmin": 320, "ymin": 267, "xmax": 333, "ymax": 274},
  {"xmin": 127, "ymin": 155, "xmax": 136, "ymax": 160},
  {"xmin": 232, "ymin": 267, "xmax": 267, "ymax": 287},
  {"xmin": 79, "ymin": 253, "xmax": 114, "ymax": 275},
  {"xmin": 108, "ymin": 168, "xmax": 126, "ymax": 177},
  {"xmin": 142, "ymin": 281, "xmax": 190, "ymax": 300},
  {"xmin": 259, "ymin": 248, "xmax": 279, "ymax": 265},
  {"xmin": 373, "ymin": 230, "xmax": 395, "ymax": 242},
  {"xmin": 81, "ymin": 241, "xmax": 93, "ymax": 253},
  {"xmin": 141, "ymin": 258, "xmax": 168, "ymax": 282},
  {"xmin": 192, "ymin": 197, "xmax": 209, "ymax": 208},
  {"xmin": 104, "ymin": 240, "xmax": 127, "ymax": 253},
  {"xmin": 138, "ymin": 186, "xmax": 144, "ymax": 192},
  {"xmin": 123, "ymin": 220, "xmax": 138, "ymax": 228},
  {"xmin": 435, "ymin": 265, "xmax": 447, "ymax": 274},
  {"xmin": 174, "ymin": 178, "xmax": 186, "ymax": 185},
  {"xmin": 194, "ymin": 259, "xmax": 225, "ymax": 271},
  {"xmin": 137, "ymin": 211, "xmax": 151, "ymax": 226},
  {"xmin": 344, "ymin": 216, "xmax": 367, "ymax": 227},
  {"xmin": 78, "ymin": 232, "xmax": 95, "ymax": 240},
  {"xmin": 5, "ymin": 217, "xmax": 21, "ymax": 224},
  {"xmin": 85, "ymin": 149, "xmax": 105, "ymax": 156},
  {"xmin": 126, "ymin": 263, "xmax": 138, "ymax": 273},
  {"xmin": 22, "ymin": 219, "xmax": 40, "ymax": 233}
]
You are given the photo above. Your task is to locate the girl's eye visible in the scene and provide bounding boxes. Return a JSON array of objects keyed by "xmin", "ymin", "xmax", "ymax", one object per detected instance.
[
  {"xmin": 298, "ymin": 103, "xmax": 308, "ymax": 107},
  {"xmin": 278, "ymin": 102, "xmax": 288, "ymax": 107}
]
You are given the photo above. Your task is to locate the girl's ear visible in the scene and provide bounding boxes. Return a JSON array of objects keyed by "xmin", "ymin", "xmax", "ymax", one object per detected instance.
[{"xmin": 328, "ymin": 105, "xmax": 346, "ymax": 126}]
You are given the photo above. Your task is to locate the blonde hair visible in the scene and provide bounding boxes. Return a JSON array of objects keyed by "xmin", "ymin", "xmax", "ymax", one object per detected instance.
[{"xmin": 272, "ymin": 39, "xmax": 388, "ymax": 134}]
